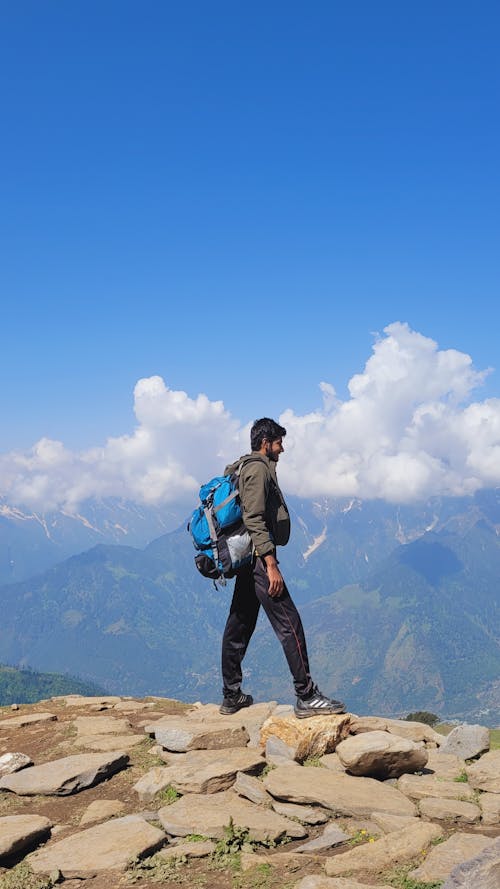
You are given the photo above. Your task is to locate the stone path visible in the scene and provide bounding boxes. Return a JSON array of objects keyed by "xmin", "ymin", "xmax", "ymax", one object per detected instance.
[{"xmin": 0, "ymin": 694, "xmax": 499, "ymax": 888}]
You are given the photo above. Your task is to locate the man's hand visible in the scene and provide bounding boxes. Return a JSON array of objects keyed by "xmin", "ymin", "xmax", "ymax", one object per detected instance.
[{"xmin": 263, "ymin": 555, "xmax": 284, "ymax": 597}]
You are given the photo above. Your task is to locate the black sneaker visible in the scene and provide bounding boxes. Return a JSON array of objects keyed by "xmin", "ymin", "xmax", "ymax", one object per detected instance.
[
  {"xmin": 294, "ymin": 686, "xmax": 346, "ymax": 719},
  {"xmin": 219, "ymin": 691, "xmax": 254, "ymax": 715}
]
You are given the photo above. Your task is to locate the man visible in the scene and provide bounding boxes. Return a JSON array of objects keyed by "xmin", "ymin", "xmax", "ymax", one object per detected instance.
[{"xmin": 220, "ymin": 417, "xmax": 346, "ymax": 718}]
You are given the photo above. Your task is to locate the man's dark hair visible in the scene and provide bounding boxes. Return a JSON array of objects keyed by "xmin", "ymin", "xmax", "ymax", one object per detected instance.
[{"xmin": 251, "ymin": 417, "xmax": 287, "ymax": 451}]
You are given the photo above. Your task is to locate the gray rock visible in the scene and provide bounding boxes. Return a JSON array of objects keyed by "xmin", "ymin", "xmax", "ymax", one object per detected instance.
[
  {"xmin": 234, "ymin": 770, "xmax": 272, "ymax": 806},
  {"xmin": 0, "ymin": 751, "xmax": 128, "ymax": 796},
  {"xmin": 74, "ymin": 716, "xmax": 132, "ymax": 736},
  {"xmin": 410, "ymin": 832, "xmax": 496, "ymax": 883},
  {"xmin": 265, "ymin": 735, "xmax": 297, "ymax": 762},
  {"xmin": 439, "ymin": 724, "xmax": 490, "ymax": 760},
  {"xmin": 0, "ymin": 814, "xmax": 52, "ymax": 859},
  {"xmin": 134, "ymin": 747, "xmax": 264, "ymax": 801},
  {"xmin": 336, "ymin": 730, "xmax": 428, "ymax": 779},
  {"xmin": 144, "ymin": 715, "xmax": 249, "ymax": 751},
  {"xmin": 158, "ymin": 789, "xmax": 307, "ymax": 842},
  {"xmin": 29, "ymin": 815, "xmax": 165, "ymax": 876},
  {"xmin": 442, "ymin": 836, "xmax": 500, "ymax": 889},
  {"xmin": 295, "ymin": 823, "xmax": 349, "ymax": 853},
  {"xmin": 264, "ymin": 764, "xmax": 416, "ymax": 817},
  {"xmin": 271, "ymin": 801, "xmax": 329, "ymax": 824},
  {"xmin": 0, "ymin": 752, "xmax": 32, "ymax": 777},
  {"xmin": 320, "ymin": 753, "xmax": 346, "ymax": 772}
]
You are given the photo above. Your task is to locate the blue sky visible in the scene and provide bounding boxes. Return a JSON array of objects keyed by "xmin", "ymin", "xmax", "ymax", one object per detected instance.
[{"xmin": 1, "ymin": 1, "xmax": 499, "ymax": 480}]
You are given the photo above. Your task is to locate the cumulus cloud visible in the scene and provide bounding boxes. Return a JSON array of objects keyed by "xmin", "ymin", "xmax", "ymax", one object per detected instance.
[{"xmin": 1, "ymin": 322, "xmax": 500, "ymax": 510}]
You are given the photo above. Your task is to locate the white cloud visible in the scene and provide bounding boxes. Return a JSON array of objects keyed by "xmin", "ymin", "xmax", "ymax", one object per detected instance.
[{"xmin": 1, "ymin": 322, "xmax": 500, "ymax": 510}]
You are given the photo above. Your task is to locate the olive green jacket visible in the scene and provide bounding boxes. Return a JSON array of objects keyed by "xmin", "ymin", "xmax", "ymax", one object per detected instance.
[{"xmin": 224, "ymin": 452, "xmax": 291, "ymax": 558}]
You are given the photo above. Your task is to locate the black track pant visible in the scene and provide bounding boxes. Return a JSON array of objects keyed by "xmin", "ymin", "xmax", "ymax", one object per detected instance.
[{"xmin": 221, "ymin": 556, "xmax": 313, "ymax": 699}]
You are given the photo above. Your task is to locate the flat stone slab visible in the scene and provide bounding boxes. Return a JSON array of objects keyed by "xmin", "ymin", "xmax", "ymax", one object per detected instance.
[
  {"xmin": 134, "ymin": 747, "xmax": 264, "ymax": 801},
  {"xmin": 0, "ymin": 751, "xmax": 128, "ymax": 796},
  {"xmin": 425, "ymin": 749, "xmax": 466, "ymax": 779},
  {"xmin": 264, "ymin": 764, "xmax": 416, "ymax": 817},
  {"xmin": 398, "ymin": 773, "xmax": 476, "ymax": 801},
  {"xmin": 79, "ymin": 799, "xmax": 126, "ymax": 825},
  {"xmin": 439, "ymin": 724, "xmax": 490, "ymax": 760},
  {"xmin": 271, "ymin": 801, "xmax": 329, "ymax": 824},
  {"xmin": 480, "ymin": 792, "xmax": 500, "ymax": 824},
  {"xmin": 467, "ymin": 750, "xmax": 500, "ymax": 792},
  {"xmin": 296, "ymin": 879, "xmax": 394, "ymax": 889},
  {"xmin": 74, "ymin": 716, "xmax": 132, "ymax": 736},
  {"xmin": 260, "ymin": 714, "xmax": 350, "ymax": 762},
  {"xmin": 409, "ymin": 832, "xmax": 496, "ymax": 882},
  {"xmin": 0, "ymin": 814, "xmax": 52, "ymax": 859},
  {"xmin": 349, "ymin": 715, "xmax": 443, "ymax": 745},
  {"xmin": 442, "ymin": 836, "xmax": 500, "ymax": 888},
  {"xmin": 324, "ymin": 821, "xmax": 442, "ymax": 876},
  {"xmin": 419, "ymin": 796, "xmax": 481, "ymax": 823},
  {"xmin": 234, "ymin": 770, "xmax": 272, "ymax": 806},
  {"xmin": 0, "ymin": 712, "xmax": 57, "ymax": 729},
  {"xmin": 75, "ymin": 733, "xmax": 145, "ymax": 751},
  {"xmin": 29, "ymin": 815, "xmax": 165, "ymax": 876},
  {"xmin": 336, "ymin": 730, "xmax": 428, "ymax": 779},
  {"xmin": 158, "ymin": 840, "xmax": 216, "ymax": 860},
  {"xmin": 370, "ymin": 812, "xmax": 420, "ymax": 833},
  {"xmin": 158, "ymin": 790, "xmax": 307, "ymax": 842},
  {"xmin": 56, "ymin": 695, "xmax": 124, "ymax": 707},
  {"xmin": 0, "ymin": 752, "xmax": 32, "ymax": 776},
  {"xmin": 295, "ymin": 823, "xmax": 349, "ymax": 853},
  {"xmin": 144, "ymin": 715, "xmax": 249, "ymax": 751}
]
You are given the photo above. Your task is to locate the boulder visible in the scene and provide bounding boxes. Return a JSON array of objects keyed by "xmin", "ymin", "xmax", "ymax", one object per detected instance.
[
  {"xmin": 336, "ymin": 730, "xmax": 428, "ymax": 778},
  {"xmin": 260, "ymin": 713, "xmax": 350, "ymax": 761},
  {"xmin": 467, "ymin": 749, "xmax": 500, "ymax": 792},
  {"xmin": 442, "ymin": 836, "xmax": 500, "ymax": 889},
  {"xmin": 0, "ymin": 814, "xmax": 52, "ymax": 859},
  {"xmin": 265, "ymin": 735, "xmax": 297, "ymax": 763},
  {"xmin": 158, "ymin": 789, "xmax": 307, "ymax": 842},
  {"xmin": 324, "ymin": 821, "xmax": 442, "ymax": 876},
  {"xmin": 319, "ymin": 753, "xmax": 346, "ymax": 772},
  {"xmin": 0, "ymin": 752, "xmax": 32, "ymax": 777},
  {"xmin": 0, "ymin": 751, "xmax": 128, "ymax": 796},
  {"xmin": 264, "ymin": 764, "xmax": 416, "ymax": 817},
  {"xmin": 439, "ymin": 724, "xmax": 490, "ymax": 760},
  {"xmin": 409, "ymin": 832, "xmax": 496, "ymax": 883},
  {"xmin": 29, "ymin": 815, "xmax": 165, "ymax": 876}
]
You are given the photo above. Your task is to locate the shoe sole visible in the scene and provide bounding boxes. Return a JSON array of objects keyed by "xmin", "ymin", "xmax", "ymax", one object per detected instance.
[
  {"xmin": 294, "ymin": 707, "xmax": 346, "ymax": 719},
  {"xmin": 219, "ymin": 700, "xmax": 253, "ymax": 715}
]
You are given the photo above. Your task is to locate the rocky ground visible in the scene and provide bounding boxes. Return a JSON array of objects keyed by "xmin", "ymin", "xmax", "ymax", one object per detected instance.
[{"xmin": 1, "ymin": 696, "xmax": 500, "ymax": 889}]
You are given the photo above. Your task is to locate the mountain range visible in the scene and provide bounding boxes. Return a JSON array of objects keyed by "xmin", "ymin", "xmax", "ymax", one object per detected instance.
[{"xmin": 0, "ymin": 489, "xmax": 499, "ymax": 723}]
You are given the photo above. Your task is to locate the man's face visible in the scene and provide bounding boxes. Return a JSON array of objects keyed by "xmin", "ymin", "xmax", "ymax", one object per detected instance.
[{"xmin": 264, "ymin": 437, "xmax": 284, "ymax": 462}]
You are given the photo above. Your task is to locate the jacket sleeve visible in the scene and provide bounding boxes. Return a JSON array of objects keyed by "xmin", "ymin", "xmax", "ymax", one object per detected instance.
[{"xmin": 239, "ymin": 461, "xmax": 275, "ymax": 557}]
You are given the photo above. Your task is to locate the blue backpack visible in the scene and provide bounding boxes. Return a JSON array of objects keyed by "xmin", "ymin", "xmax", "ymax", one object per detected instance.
[{"xmin": 188, "ymin": 457, "xmax": 262, "ymax": 584}]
